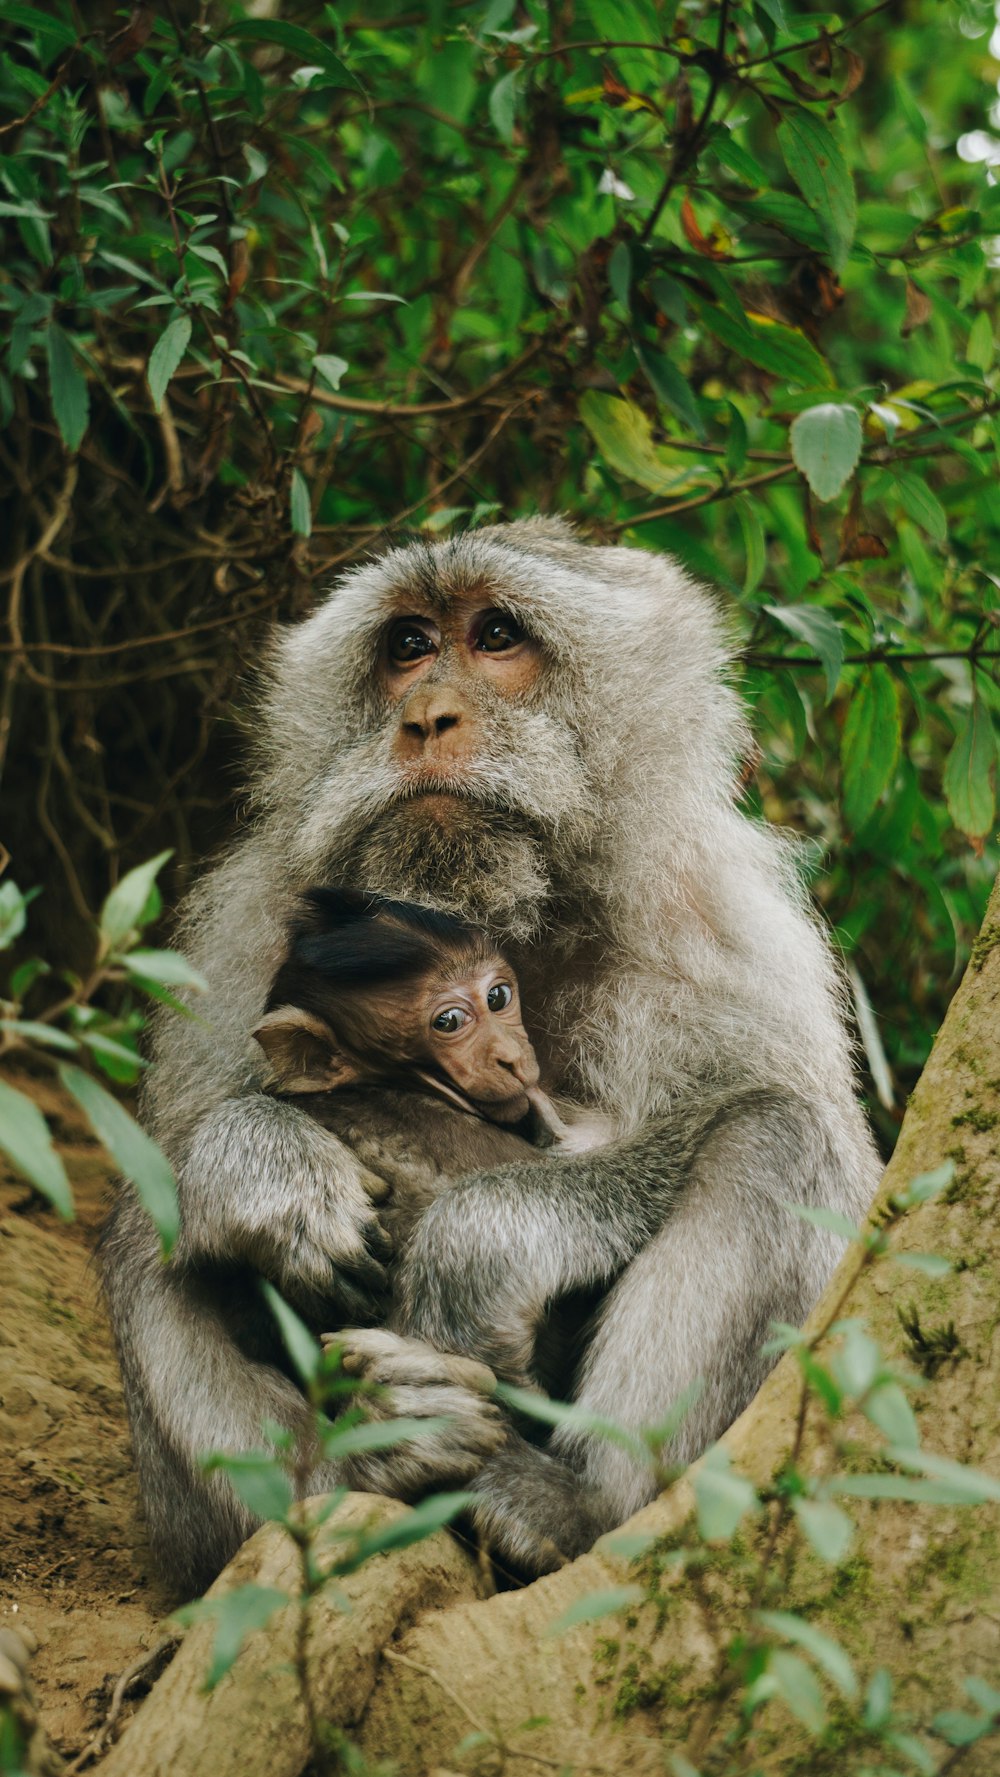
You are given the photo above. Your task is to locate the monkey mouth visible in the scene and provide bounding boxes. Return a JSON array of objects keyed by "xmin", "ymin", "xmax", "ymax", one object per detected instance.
[{"xmin": 413, "ymin": 1068, "xmax": 530, "ymax": 1125}]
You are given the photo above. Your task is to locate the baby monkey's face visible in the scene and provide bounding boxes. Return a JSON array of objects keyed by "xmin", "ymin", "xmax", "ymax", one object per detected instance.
[{"xmin": 344, "ymin": 953, "xmax": 540, "ymax": 1124}]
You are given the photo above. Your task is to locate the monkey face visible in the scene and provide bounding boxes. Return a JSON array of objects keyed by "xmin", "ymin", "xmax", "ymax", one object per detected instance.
[{"xmin": 419, "ymin": 962, "xmax": 541, "ymax": 1122}]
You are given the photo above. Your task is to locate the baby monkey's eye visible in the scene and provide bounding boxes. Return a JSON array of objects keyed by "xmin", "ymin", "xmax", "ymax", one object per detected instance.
[
  {"xmin": 432, "ymin": 1007, "xmax": 469, "ymax": 1033},
  {"xmin": 487, "ymin": 982, "xmax": 513, "ymax": 1012}
]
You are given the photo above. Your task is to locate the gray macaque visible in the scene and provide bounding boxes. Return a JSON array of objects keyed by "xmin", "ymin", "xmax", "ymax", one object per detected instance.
[{"xmin": 101, "ymin": 517, "xmax": 881, "ymax": 1595}]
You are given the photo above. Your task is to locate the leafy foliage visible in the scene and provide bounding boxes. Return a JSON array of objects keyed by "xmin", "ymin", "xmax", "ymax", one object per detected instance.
[
  {"xmin": 0, "ymin": 855, "xmax": 185, "ymax": 1243},
  {"xmin": 2, "ymin": 0, "xmax": 998, "ymax": 1141}
]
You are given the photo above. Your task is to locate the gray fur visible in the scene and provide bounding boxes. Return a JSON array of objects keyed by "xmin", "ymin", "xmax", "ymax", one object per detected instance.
[{"xmin": 101, "ymin": 519, "xmax": 880, "ymax": 1591}]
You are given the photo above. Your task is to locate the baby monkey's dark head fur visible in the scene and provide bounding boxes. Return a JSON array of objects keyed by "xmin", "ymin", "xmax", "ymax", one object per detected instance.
[{"xmin": 255, "ymin": 887, "xmax": 542, "ymax": 1124}]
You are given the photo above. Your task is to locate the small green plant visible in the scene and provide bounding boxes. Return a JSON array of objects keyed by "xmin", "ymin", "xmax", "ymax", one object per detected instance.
[
  {"xmin": 178, "ymin": 1285, "xmax": 474, "ymax": 1774},
  {"xmin": 0, "ymin": 851, "xmax": 194, "ymax": 1246},
  {"xmin": 514, "ymin": 1162, "xmax": 1000, "ymax": 1776}
]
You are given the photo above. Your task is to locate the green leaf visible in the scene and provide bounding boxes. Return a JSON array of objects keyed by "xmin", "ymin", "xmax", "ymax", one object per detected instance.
[
  {"xmin": 494, "ymin": 1383, "xmax": 650, "ymax": 1462},
  {"xmin": 932, "ymin": 1709, "xmax": 993, "ymax": 1748},
  {"xmin": 686, "ymin": 292, "xmax": 832, "ymax": 388},
  {"xmin": 768, "ymin": 1649, "xmax": 826, "ymax": 1733},
  {"xmin": 840, "ymin": 666, "xmax": 901, "ymax": 833},
  {"xmin": 58, "ymin": 1064, "xmax": 179, "ymax": 1253},
  {"xmin": 174, "ymin": 1585, "xmax": 289, "ymax": 1691},
  {"xmin": 896, "ymin": 1161, "xmax": 955, "ymax": 1208},
  {"xmin": 892, "ymin": 470, "xmax": 947, "ymax": 542},
  {"xmin": 1, "ymin": 1020, "xmax": 78, "ymax": 1053},
  {"xmin": 757, "ymin": 1610, "xmax": 857, "ymax": 1699},
  {"xmin": 966, "ymin": 310, "xmax": 994, "ymax": 374},
  {"xmin": 122, "ymin": 949, "xmax": 208, "ymax": 992},
  {"xmin": 0, "ymin": 1079, "xmax": 73, "ymax": 1219},
  {"xmin": 0, "ymin": 880, "xmax": 34, "ymax": 949},
  {"xmin": 864, "ymin": 1382, "xmax": 919, "ymax": 1449},
  {"xmin": 290, "ymin": 468, "xmax": 312, "ymax": 538},
  {"xmin": 3, "ymin": 4, "xmax": 77, "ymax": 50},
  {"xmin": 693, "ymin": 1446, "xmax": 758, "ymax": 1541},
  {"xmin": 736, "ymin": 497, "xmax": 766, "ymax": 596},
  {"xmin": 579, "ymin": 393, "xmax": 709, "ymax": 497},
  {"xmin": 200, "ymin": 1450, "xmax": 294, "ymax": 1522},
  {"xmin": 222, "ymin": 20, "xmax": 359, "ymax": 89},
  {"xmin": 341, "ymin": 1492, "xmax": 474, "ymax": 1567},
  {"xmin": 99, "ymin": 850, "xmax": 172, "ymax": 953},
  {"xmin": 635, "ymin": 346, "xmax": 704, "ymax": 437},
  {"xmin": 544, "ymin": 1586, "xmax": 644, "ymax": 1637},
  {"xmin": 313, "ymin": 353, "xmax": 348, "ymax": 392},
  {"xmin": 944, "ymin": 691, "xmax": 997, "ymax": 842},
  {"xmin": 789, "ymin": 404, "xmax": 862, "ymax": 503},
  {"xmin": 783, "ymin": 1202, "xmax": 860, "ymax": 1242},
  {"xmin": 777, "ymin": 108, "xmax": 856, "ymax": 273},
  {"xmin": 489, "ymin": 69, "xmax": 521, "ymax": 142},
  {"xmin": 765, "ymin": 604, "xmax": 844, "ymax": 701},
  {"xmin": 321, "ymin": 1416, "xmax": 454, "ymax": 1460},
  {"xmin": 884, "ymin": 1446, "xmax": 1000, "ymax": 1504},
  {"xmin": 892, "ymin": 1252, "xmax": 951, "ymax": 1277},
  {"xmin": 147, "ymin": 314, "xmax": 192, "ymax": 413},
  {"xmin": 831, "ymin": 1322, "xmax": 881, "ymax": 1397},
  {"xmin": 261, "ymin": 1282, "xmax": 320, "ymax": 1385},
  {"xmin": 46, "ymin": 324, "xmax": 89, "ymax": 452},
  {"xmin": 791, "ymin": 1497, "xmax": 855, "ymax": 1564}
]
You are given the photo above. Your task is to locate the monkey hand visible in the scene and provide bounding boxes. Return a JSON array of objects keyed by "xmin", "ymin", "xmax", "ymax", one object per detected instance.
[
  {"xmin": 177, "ymin": 1095, "xmax": 394, "ymax": 1321},
  {"xmin": 321, "ymin": 1328, "xmax": 505, "ymax": 1494}
]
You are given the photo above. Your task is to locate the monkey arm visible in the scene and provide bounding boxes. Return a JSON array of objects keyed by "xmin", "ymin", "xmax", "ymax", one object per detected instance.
[
  {"xmin": 173, "ymin": 1093, "xmax": 394, "ymax": 1323},
  {"xmin": 390, "ymin": 1119, "xmax": 694, "ymax": 1381}
]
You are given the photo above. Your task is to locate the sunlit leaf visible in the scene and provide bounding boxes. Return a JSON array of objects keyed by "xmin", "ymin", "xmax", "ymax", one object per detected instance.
[
  {"xmin": 174, "ymin": 1585, "xmax": 289, "ymax": 1691},
  {"xmin": 100, "ymin": 851, "xmax": 172, "ymax": 953},
  {"xmin": 58, "ymin": 1064, "xmax": 179, "ymax": 1253},
  {"xmin": 693, "ymin": 1446, "xmax": 759, "ymax": 1541},
  {"xmin": 544, "ymin": 1586, "xmax": 643, "ymax": 1637},
  {"xmin": 789, "ymin": 404, "xmax": 862, "ymax": 502},
  {"xmin": 0, "ymin": 1079, "xmax": 73, "ymax": 1219},
  {"xmin": 579, "ymin": 393, "xmax": 710, "ymax": 497},
  {"xmin": 791, "ymin": 1497, "xmax": 855, "ymax": 1564},
  {"xmin": 757, "ymin": 1610, "xmax": 858, "ymax": 1698}
]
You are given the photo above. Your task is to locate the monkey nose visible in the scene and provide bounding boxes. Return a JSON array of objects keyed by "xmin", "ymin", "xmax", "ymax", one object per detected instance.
[
  {"xmin": 498, "ymin": 1049, "xmax": 540, "ymax": 1089},
  {"xmin": 399, "ymin": 686, "xmax": 467, "ymax": 747}
]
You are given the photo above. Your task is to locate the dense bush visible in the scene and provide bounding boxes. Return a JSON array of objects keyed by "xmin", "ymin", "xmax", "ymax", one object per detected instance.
[{"xmin": 1, "ymin": 0, "xmax": 999, "ymax": 1142}]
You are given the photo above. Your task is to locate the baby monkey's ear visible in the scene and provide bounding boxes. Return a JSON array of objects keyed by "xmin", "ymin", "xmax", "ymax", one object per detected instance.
[{"xmin": 252, "ymin": 1006, "xmax": 361, "ymax": 1094}]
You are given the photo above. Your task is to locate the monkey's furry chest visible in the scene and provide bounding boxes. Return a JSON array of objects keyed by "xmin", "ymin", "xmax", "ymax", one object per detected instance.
[{"xmin": 296, "ymin": 1085, "xmax": 539, "ymax": 1248}]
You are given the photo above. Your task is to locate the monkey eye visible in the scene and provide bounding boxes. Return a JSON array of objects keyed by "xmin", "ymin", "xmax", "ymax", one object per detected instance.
[
  {"xmin": 432, "ymin": 1007, "xmax": 469, "ymax": 1033},
  {"xmin": 388, "ymin": 619, "xmax": 437, "ymax": 664},
  {"xmin": 477, "ymin": 611, "xmax": 524, "ymax": 653},
  {"xmin": 487, "ymin": 982, "xmax": 513, "ymax": 1011}
]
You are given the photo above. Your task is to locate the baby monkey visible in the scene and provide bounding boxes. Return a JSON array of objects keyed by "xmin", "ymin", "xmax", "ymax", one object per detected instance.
[
  {"xmin": 253, "ymin": 888, "xmax": 611, "ymax": 1395},
  {"xmin": 254, "ymin": 888, "xmax": 601, "ymax": 1191}
]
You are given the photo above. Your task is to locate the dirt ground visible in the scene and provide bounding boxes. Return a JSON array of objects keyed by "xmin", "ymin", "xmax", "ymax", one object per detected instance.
[{"xmin": 0, "ymin": 1072, "xmax": 174, "ymax": 1764}]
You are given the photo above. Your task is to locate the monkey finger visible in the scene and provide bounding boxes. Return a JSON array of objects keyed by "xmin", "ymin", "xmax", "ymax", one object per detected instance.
[
  {"xmin": 327, "ymin": 1266, "xmax": 389, "ymax": 1323},
  {"xmin": 357, "ymin": 1166, "xmax": 392, "ymax": 1205},
  {"xmin": 362, "ymin": 1218, "xmax": 394, "ymax": 1263}
]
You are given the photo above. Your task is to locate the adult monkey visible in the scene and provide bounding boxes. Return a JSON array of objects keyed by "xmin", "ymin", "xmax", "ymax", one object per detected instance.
[{"xmin": 102, "ymin": 518, "xmax": 880, "ymax": 1591}]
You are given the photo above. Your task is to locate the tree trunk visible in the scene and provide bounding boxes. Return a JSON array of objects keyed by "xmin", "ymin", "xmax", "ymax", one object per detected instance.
[{"xmin": 97, "ymin": 880, "xmax": 1000, "ymax": 1776}]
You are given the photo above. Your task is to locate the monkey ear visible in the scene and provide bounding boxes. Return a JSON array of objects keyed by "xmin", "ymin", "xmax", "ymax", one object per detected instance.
[{"xmin": 251, "ymin": 1006, "xmax": 361, "ymax": 1094}]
